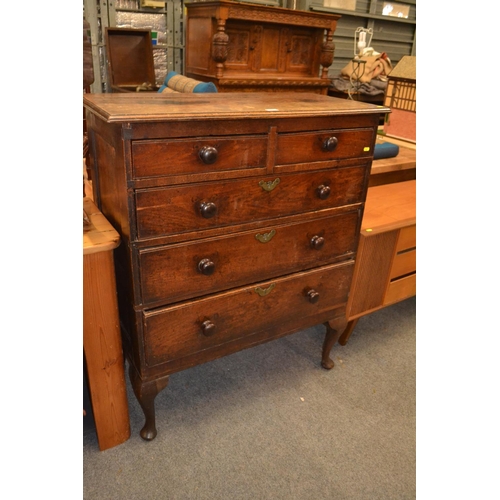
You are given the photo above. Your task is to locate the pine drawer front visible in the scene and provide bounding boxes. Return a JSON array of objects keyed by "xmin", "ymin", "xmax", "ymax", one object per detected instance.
[
  {"xmin": 135, "ymin": 167, "xmax": 366, "ymax": 239},
  {"xmin": 138, "ymin": 210, "xmax": 360, "ymax": 307},
  {"xmin": 132, "ymin": 135, "xmax": 268, "ymax": 179},
  {"xmin": 143, "ymin": 261, "xmax": 355, "ymax": 367},
  {"xmin": 275, "ymin": 128, "xmax": 375, "ymax": 166},
  {"xmin": 386, "ymin": 223, "xmax": 416, "ymax": 303},
  {"xmin": 396, "ymin": 224, "xmax": 416, "ymax": 253},
  {"xmin": 384, "ymin": 273, "xmax": 416, "ymax": 305},
  {"xmin": 390, "ymin": 248, "xmax": 416, "ymax": 280}
]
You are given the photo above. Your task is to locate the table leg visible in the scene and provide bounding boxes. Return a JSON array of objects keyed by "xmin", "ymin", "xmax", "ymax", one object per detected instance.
[
  {"xmin": 338, "ymin": 318, "xmax": 359, "ymax": 346},
  {"xmin": 83, "ymin": 250, "xmax": 130, "ymax": 450}
]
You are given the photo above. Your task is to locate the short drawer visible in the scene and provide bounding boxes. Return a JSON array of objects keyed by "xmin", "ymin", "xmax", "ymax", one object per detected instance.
[
  {"xmin": 139, "ymin": 210, "xmax": 360, "ymax": 307},
  {"xmin": 132, "ymin": 135, "xmax": 267, "ymax": 178},
  {"xmin": 135, "ymin": 166, "xmax": 366, "ymax": 239},
  {"xmin": 275, "ymin": 128, "xmax": 375, "ymax": 166},
  {"xmin": 390, "ymin": 248, "xmax": 416, "ymax": 280},
  {"xmin": 142, "ymin": 261, "xmax": 354, "ymax": 367},
  {"xmin": 396, "ymin": 224, "xmax": 416, "ymax": 252},
  {"xmin": 384, "ymin": 273, "xmax": 416, "ymax": 305}
]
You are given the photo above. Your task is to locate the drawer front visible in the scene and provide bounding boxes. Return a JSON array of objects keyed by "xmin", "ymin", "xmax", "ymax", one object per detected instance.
[
  {"xmin": 384, "ymin": 273, "xmax": 416, "ymax": 305},
  {"xmin": 142, "ymin": 261, "xmax": 354, "ymax": 367},
  {"xmin": 390, "ymin": 248, "xmax": 416, "ymax": 280},
  {"xmin": 132, "ymin": 135, "xmax": 267, "ymax": 179},
  {"xmin": 139, "ymin": 211, "xmax": 360, "ymax": 306},
  {"xmin": 276, "ymin": 128, "xmax": 375, "ymax": 165},
  {"xmin": 396, "ymin": 224, "xmax": 416, "ymax": 252},
  {"xmin": 135, "ymin": 166, "xmax": 366, "ymax": 239}
]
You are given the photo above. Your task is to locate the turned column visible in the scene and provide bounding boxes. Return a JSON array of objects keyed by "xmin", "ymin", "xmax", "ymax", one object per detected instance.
[
  {"xmin": 212, "ymin": 18, "xmax": 229, "ymax": 79},
  {"xmin": 320, "ymin": 28, "xmax": 335, "ymax": 80}
]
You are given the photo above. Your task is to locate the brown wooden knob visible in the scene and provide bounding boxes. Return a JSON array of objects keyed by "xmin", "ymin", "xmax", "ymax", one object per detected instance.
[
  {"xmin": 199, "ymin": 201, "xmax": 217, "ymax": 219},
  {"xmin": 316, "ymin": 184, "xmax": 331, "ymax": 200},
  {"xmin": 198, "ymin": 258, "xmax": 215, "ymax": 275},
  {"xmin": 307, "ymin": 290, "xmax": 320, "ymax": 304},
  {"xmin": 310, "ymin": 235, "xmax": 325, "ymax": 250},
  {"xmin": 199, "ymin": 146, "xmax": 218, "ymax": 164},
  {"xmin": 201, "ymin": 320, "xmax": 216, "ymax": 336},
  {"xmin": 322, "ymin": 136, "xmax": 338, "ymax": 152}
]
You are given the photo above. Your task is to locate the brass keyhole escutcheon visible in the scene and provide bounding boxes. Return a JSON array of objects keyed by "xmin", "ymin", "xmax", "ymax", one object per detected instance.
[
  {"xmin": 254, "ymin": 283, "xmax": 276, "ymax": 297},
  {"xmin": 259, "ymin": 178, "xmax": 280, "ymax": 192},
  {"xmin": 255, "ymin": 229, "xmax": 276, "ymax": 243}
]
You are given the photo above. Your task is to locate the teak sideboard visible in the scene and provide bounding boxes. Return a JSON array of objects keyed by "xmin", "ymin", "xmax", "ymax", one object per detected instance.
[
  {"xmin": 84, "ymin": 92, "xmax": 388, "ymax": 440},
  {"xmin": 185, "ymin": 0, "xmax": 340, "ymax": 94}
]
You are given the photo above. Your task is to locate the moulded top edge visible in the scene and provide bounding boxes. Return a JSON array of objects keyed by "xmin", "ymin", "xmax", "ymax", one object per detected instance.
[{"xmin": 83, "ymin": 93, "xmax": 389, "ymax": 123}]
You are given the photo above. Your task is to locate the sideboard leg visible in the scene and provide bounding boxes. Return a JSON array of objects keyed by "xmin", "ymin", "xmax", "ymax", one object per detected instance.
[
  {"xmin": 129, "ymin": 366, "xmax": 169, "ymax": 441},
  {"xmin": 321, "ymin": 316, "xmax": 348, "ymax": 370},
  {"xmin": 338, "ymin": 318, "xmax": 359, "ymax": 346}
]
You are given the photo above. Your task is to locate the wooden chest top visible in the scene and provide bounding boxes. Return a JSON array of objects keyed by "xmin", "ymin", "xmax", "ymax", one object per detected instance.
[{"xmin": 83, "ymin": 92, "xmax": 388, "ymax": 123}]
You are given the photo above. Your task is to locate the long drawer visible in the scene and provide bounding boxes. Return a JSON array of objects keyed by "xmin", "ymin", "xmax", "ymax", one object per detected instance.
[
  {"xmin": 135, "ymin": 166, "xmax": 366, "ymax": 239},
  {"xmin": 139, "ymin": 210, "xmax": 360, "ymax": 307},
  {"xmin": 142, "ymin": 261, "xmax": 355, "ymax": 367}
]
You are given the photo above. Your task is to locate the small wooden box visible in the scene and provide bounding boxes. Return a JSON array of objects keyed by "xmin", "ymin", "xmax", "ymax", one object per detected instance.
[{"xmin": 105, "ymin": 27, "xmax": 158, "ymax": 93}]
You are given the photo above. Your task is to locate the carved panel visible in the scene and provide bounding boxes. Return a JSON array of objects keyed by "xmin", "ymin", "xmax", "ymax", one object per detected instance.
[
  {"xmin": 226, "ymin": 30, "xmax": 251, "ymax": 64},
  {"xmin": 290, "ymin": 36, "xmax": 313, "ymax": 67}
]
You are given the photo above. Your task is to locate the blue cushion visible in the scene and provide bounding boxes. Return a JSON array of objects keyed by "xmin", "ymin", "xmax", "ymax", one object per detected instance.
[
  {"xmin": 158, "ymin": 71, "xmax": 218, "ymax": 93},
  {"xmin": 374, "ymin": 142, "xmax": 399, "ymax": 160}
]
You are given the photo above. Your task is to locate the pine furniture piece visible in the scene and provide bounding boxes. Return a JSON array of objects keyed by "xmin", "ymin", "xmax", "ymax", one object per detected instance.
[
  {"xmin": 83, "ymin": 197, "xmax": 131, "ymax": 450},
  {"xmin": 337, "ymin": 180, "xmax": 416, "ymax": 347},
  {"xmin": 184, "ymin": 0, "xmax": 340, "ymax": 94},
  {"xmin": 83, "ymin": 92, "xmax": 388, "ymax": 441},
  {"xmin": 369, "ymin": 142, "xmax": 416, "ymax": 187}
]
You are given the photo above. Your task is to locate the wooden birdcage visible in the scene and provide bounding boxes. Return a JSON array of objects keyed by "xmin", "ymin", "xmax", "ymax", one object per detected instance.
[{"xmin": 383, "ymin": 56, "xmax": 416, "ymax": 142}]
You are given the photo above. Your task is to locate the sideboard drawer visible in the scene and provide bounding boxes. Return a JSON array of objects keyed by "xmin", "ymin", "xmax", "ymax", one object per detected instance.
[
  {"xmin": 135, "ymin": 167, "xmax": 366, "ymax": 239},
  {"xmin": 384, "ymin": 272, "xmax": 416, "ymax": 305},
  {"xmin": 396, "ymin": 224, "xmax": 416, "ymax": 252},
  {"xmin": 275, "ymin": 128, "xmax": 375, "ymax": 166},
  {"xmin": 139, "ymin": 210, "xmax": 360, "ymax": 306},
  {"xmin": 390, "ymin": 248, "xmax": 416, "ymax": 280},
  {"xmin": 142, "ymin": 261, "xmax": 355, "ymax": 367},
  {"xmin": 132, "ymin": 135, "xmax": 268, "ymax": 179}
]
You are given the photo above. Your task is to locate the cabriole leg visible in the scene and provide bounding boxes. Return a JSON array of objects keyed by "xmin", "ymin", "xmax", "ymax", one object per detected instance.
[
  {"xmin": 321, "ymin": 316, "xmax": 348, "ymax": 370},
  {"xmin": 129, "ymin": 366, "xmax": 169, "ymax": 441}
]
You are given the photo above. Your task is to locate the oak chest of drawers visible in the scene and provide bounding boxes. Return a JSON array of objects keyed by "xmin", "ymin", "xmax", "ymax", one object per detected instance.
[{"xmin": 84, "ymin": 92, "xmax": 387, "ymax": 440}]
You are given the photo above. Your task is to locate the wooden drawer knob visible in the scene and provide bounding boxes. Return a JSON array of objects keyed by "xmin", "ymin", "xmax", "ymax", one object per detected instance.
[
  {"xmin": 310, "ymin": 235, "xmax": 325, "ymax": 250},
  {"xmin": 201, "ymin": 320, "xmax": 216, "ymax": 336},
  {"xmin": 199, "ymin": 146, "xmax": 218, "ymax": 164},
  {"xmin": 307, "ymin": 289, "xmax": 320, "ymax": 304},
  {"xmin": 199, "ymin": 201, "xmax": 217, "ymax": 219},
  {"xmin": 198, "ymin": 258, "xmax": 215, "ymax": 275},
  {"xmin": 322, "ymin": 136, "xmax": 338, "ymax": 152},
  {"xmin": 316, "ymin": 184, "xmax": 331, "ymax": 200}
]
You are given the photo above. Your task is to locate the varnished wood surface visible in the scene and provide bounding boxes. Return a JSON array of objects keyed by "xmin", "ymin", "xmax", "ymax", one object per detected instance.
[
  {"xmin": 85, "ymin": 92, "xmax": 386, "ymax": 440},
  {"xmin": 83, "ymin": 197, "xmax": 120, "ymax": 255},
  {"xmin": 361, "ymin": 180, "xmax": 416, "ymax": 234},
  {"xmin": 186, "ymin": 0, "xmax": 340, "ymax": 27},
  {"xmin": 344, "ymin": 180, "xmax": 416, "ymax": 322},
  {"xmin": 371, "ymin": 145, "xmax": 416, "ymax": 176},
  {"xmin": 83, "ymin": 198, "xmax": 130, "ymax": 450},
  {"xmin": 83, "ymin": 92, "xmax": 389, "ymax": 123}
]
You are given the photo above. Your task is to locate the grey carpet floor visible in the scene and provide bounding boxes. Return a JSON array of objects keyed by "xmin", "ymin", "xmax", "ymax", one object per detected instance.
[{"xmin": 83, "ymin": 296, "xmax": 416, "ymax": 500}]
